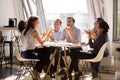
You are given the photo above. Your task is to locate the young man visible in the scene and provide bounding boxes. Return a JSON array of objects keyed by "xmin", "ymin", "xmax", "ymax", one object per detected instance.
[{"xmin": 60, "ymin": 17, "xmax": 82, "ymax": 80}]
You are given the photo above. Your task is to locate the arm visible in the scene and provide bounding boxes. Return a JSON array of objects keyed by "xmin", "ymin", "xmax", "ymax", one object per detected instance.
[
  {"xmin": 32, "ymin": 30, "xmax": 44, "ymax": 45},
  {"xmin": 65, "ymin": 27, "xmax": 76, "ymax": 43},
  {"xmin": 41, "ymin": 30, "xmax": 54, "ymax": 41}
]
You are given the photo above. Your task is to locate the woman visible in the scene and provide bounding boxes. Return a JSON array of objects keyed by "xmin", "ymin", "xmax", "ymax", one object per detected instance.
[
  {"xmin": 18, "ymin": 20, "xmax": 27, "ymax": 33},
  {"xmin": 21, "ymin": 16, "xmax": 53, "ymax": 80},
  {"xmin": 66, "ymin": 21, "xmax": 109, "ymax": 80}
]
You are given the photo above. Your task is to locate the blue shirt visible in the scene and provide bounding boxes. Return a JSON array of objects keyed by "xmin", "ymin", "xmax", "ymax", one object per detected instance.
[
  {"xmin": 60, "ymin": 26, "xmax": 81, "ymax": 43},
  {"xmin": 51, "ymin": 29, "xmax": 62, "ymax": 41}
]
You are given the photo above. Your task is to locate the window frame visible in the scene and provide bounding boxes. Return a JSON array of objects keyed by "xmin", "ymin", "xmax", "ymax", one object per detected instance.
[{"xmin": 113, "ymin": 0, "xmax": 120, "ymax": 41}]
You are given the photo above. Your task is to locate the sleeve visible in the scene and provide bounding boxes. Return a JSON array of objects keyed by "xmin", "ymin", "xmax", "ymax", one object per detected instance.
[{"xmin": 60, "ymin": 29, "xmax": 65, "ymax": 41}]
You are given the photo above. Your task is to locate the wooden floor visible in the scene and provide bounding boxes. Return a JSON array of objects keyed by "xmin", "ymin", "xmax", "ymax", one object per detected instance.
[{"xmin": 0, "ymin": 56, "xmax": 120, "ymax": 80}]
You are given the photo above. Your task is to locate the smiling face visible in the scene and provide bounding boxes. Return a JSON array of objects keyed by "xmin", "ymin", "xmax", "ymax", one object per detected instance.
[
  {"xmin": 67, "ymin": 19, "xmax": 74, "ymax": 27},
  {"xmin": 96, "ymin": 23, "xmax": 103, "ymax": 34},
  {"xmin": 34, "ymin": 20, "xmax": 39, "ymax": 28},
  {"xmin": 67, "ymin": 17, "xmax": 75, "ymax": 28},
  {"xmin": 54, "ymin": 19, "xmax": 61, "ymax": 32}
]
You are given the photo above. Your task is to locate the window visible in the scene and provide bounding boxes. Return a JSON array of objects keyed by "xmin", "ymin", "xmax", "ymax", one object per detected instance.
[
  {"xmin": 42, "ymin": 0, "xmax": 89, "ymax": 42},
  {"xmin": 18, "ymin": 0, "xmax": 90, "ymax": 42},
  {"xmin": 17, "ymin": 0, "xmax": 37, "ymax": 20},
  {"xmin": 113, "ymin": 0, "xmax": 120, "ymax": 41}
]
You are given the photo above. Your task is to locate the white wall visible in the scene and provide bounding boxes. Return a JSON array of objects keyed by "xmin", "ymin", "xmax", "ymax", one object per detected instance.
[
  {"xmin": 0, "ymin": 0, "xmax": 20, "ymax": 56},
  {"xmin": 0, "ymin": 0, "xmax": 20, "ymax": 26}
]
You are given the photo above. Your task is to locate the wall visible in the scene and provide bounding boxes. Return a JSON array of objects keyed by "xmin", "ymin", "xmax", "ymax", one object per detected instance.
[
  {"xmin": 0, "ymin": 0, "xmax": 20, "ymax": 26},
  {"xmin": 0, "ymin": 0, "xmax": 20, "ymax": 56}
]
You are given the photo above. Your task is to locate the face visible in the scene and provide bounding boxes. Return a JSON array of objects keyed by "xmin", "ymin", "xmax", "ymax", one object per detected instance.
[
  {"xmin": 54, "ymin": 21, "xmax": 61, "ymax": 31},
  {"xmin": 34, "ymin": 20, "xmax": 39, "ymax": 28},
  {"xmin": 94, "ymin": 20, "xmax": 98, "ymax": 28},
  {"xmin": 67, "ymin": 19, "xmax": 74, "ymax": 27},
  {"xmin": 96, "ymin": 23, "xmax": 103, "ymax": 34}
]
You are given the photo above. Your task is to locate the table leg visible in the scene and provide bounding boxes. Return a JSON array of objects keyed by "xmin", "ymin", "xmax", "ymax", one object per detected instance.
[
  {"xmin": 57, "ymin": 49, "xmax": 62, "ymax": 71},
  {"xmin": 63, "ymin": 47, "xmax": 69, "ymax": 79},
  {"xmin": 46, "ymin": 48, "xmax": 57, "ymax": 75}
]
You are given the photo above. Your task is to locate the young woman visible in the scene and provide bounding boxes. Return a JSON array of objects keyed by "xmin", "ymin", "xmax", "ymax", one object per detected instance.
[
  {"xmin": 21, "ymin": 16, "xmax": 53, "ymax": 80},
  {"xmin": 18, "ymin": 20, "xmax": 27, "ymax": 33},
  {"xmin": 63, "ymin": 21, "xmax": 109, "ymax": 80}
]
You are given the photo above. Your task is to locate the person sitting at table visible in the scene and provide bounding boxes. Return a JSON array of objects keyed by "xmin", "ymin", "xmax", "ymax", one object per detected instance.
[
  {"xmin": 20, "ymin": 16, "xmax": 53, "ymax": 80},
  {"xmin": 60, "ymin": 17, "xmax": 82, "ymax": 80},
  {"xmin": 18, "ymin": 20, "xmax": 27, "ymax": 33},
  {"xmin": 49, "ymin": 19, "xmax": 62, "ymax": 41},
  {"xmin": 47, "ymin": 19, "xmax": 65, "ymax": 76},
  {"xmin": 81, "ymin": 18, "xmax": 105, "ymax": 46},
  {"xmin": 69, "ymin": 21, "xmax": 109, "ymax": 80}
]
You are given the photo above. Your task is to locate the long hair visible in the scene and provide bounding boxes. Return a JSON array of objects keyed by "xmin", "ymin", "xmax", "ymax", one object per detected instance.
[
  {"xmin": 23, "ymin": 16, "xmax": 38, "ymax": 36},
  {"xmin": 18, "ymin": 20, "xmax": 26, "ymax": 33}
]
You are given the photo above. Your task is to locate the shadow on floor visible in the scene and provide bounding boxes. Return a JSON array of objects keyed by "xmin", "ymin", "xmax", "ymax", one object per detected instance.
[{"xmin": 0, "ymin": 67, "xmax": 18, "ymax": 79}]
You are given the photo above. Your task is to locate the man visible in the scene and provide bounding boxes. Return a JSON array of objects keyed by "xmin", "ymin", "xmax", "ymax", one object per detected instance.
[
  {"xmin": 60, "ymin": 17, "xmax": 81, "ymax": 80},
  {"xmin": 49, "ymin": 19, "xmax": 62, "ymax": 41},
  {"xmin": 60, "ymin": 17, "xmax": 81, "ymax": 43},
  {"xmin": 48, "ymin": 19, "xmax": 65, "ymax": 76}
]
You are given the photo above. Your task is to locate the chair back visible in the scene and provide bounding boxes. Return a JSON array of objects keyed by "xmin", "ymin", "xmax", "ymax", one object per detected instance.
[
  {"xmin": 13, "ymin": 42, "xmax": 25, "ymax": 61},
  {"xmin": 13, "ymin": 42, "xmax": 37, "ymax": 61},
  {"xmin": 86, "ymin": 42, "xmax": 108, "ymax": 62}
]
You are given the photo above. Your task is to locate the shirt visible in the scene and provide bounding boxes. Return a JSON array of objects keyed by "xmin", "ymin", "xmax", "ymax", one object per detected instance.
[
  {"xmin": 21, "ymin": 28, "xmax": 36, "ymax": 51},
  {"xmin": 60, "ymin": 26, "xmax": 81, "ymax": 43},
  {"xmin": 51, "ymin": 29, "xmax": 62, "ymax": 41}
]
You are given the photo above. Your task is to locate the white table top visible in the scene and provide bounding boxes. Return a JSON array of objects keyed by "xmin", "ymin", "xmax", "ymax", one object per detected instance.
[{"xmin": 43, "ymin": 41, "xmax": 81, "ymax": 48}]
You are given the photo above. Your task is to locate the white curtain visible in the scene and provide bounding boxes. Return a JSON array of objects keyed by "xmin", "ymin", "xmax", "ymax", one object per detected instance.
[
  {"xmin": 87, "ymin": 0, "xmax": 104, "ymax": 27},
  {"xmin": 17, "ymin": 0, "xmax": 47, "ymax": 34},
  {"xmin": 36, "ymin": 0, "xmax": 47, "ymax": 34}
]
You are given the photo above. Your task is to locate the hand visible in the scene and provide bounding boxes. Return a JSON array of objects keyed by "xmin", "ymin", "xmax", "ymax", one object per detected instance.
[
  {"xmin": 48, "ymin": 29, "xmax": 54, "ymax": 36},
  {"xmin": 84, "ymin": 29, "xmax": 91, "ymax": 38},
  {"xmin": 90, "ymin": 29, "xmax": 96, "ymax": 39},
  {"xmin": 65, "ymin": 26, "xmax": 71, "ymax": 35}
]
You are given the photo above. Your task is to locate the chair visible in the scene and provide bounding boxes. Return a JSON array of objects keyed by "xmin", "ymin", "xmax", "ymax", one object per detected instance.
[
  {"xmin": 0, "ymin": 32, "xmax": 7, "ymax": 67},
  {"xmin": 13, "ymin": 42, "xmax": 39, "ymax": 80},
  {"xmin": 84, "ymin": 42, "xmax": 108, "ymax": 62},
  {"xmin": 79, "ymin": 42, "xmax": 108, "ymax": 79}
]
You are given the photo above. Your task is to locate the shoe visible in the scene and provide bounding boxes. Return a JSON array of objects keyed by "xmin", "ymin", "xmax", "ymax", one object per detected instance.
[
  {"xmin": 49, "ymin": 65, "xmax": 56, "ymax": 78},
  {"xmin": 49, "ymin": 72, "xmax": 55, "ymax": 78},
  {"xmin": 58, "ymin": 69, "xmax": 66, "ymax": 75},
  {"xmin": 74, "ymin": 71, "xmax": 82, "ymax": 80}
]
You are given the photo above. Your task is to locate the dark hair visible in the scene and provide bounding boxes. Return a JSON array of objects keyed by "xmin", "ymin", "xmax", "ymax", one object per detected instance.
[
  {"xmin": 67, "ymin": 17, "xmax": 75, "ymax": 22},
  {"xmin": 18, "ymin": 20, "xmax": 26, "ymax": 33},
  {"xmin": 23, "ymin": 16, "xmax": 38, "ymax": 35},
  {"xmin": 55, "ymin": 19, "xmax": 62, "ymax": 25},
  {"xmin": 97, "ymin": 18, "xmax": 104, "ymax": 22},
  {"xmin": 98, "ymin": 21, "xmax": 109, "ymax": 33}
]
